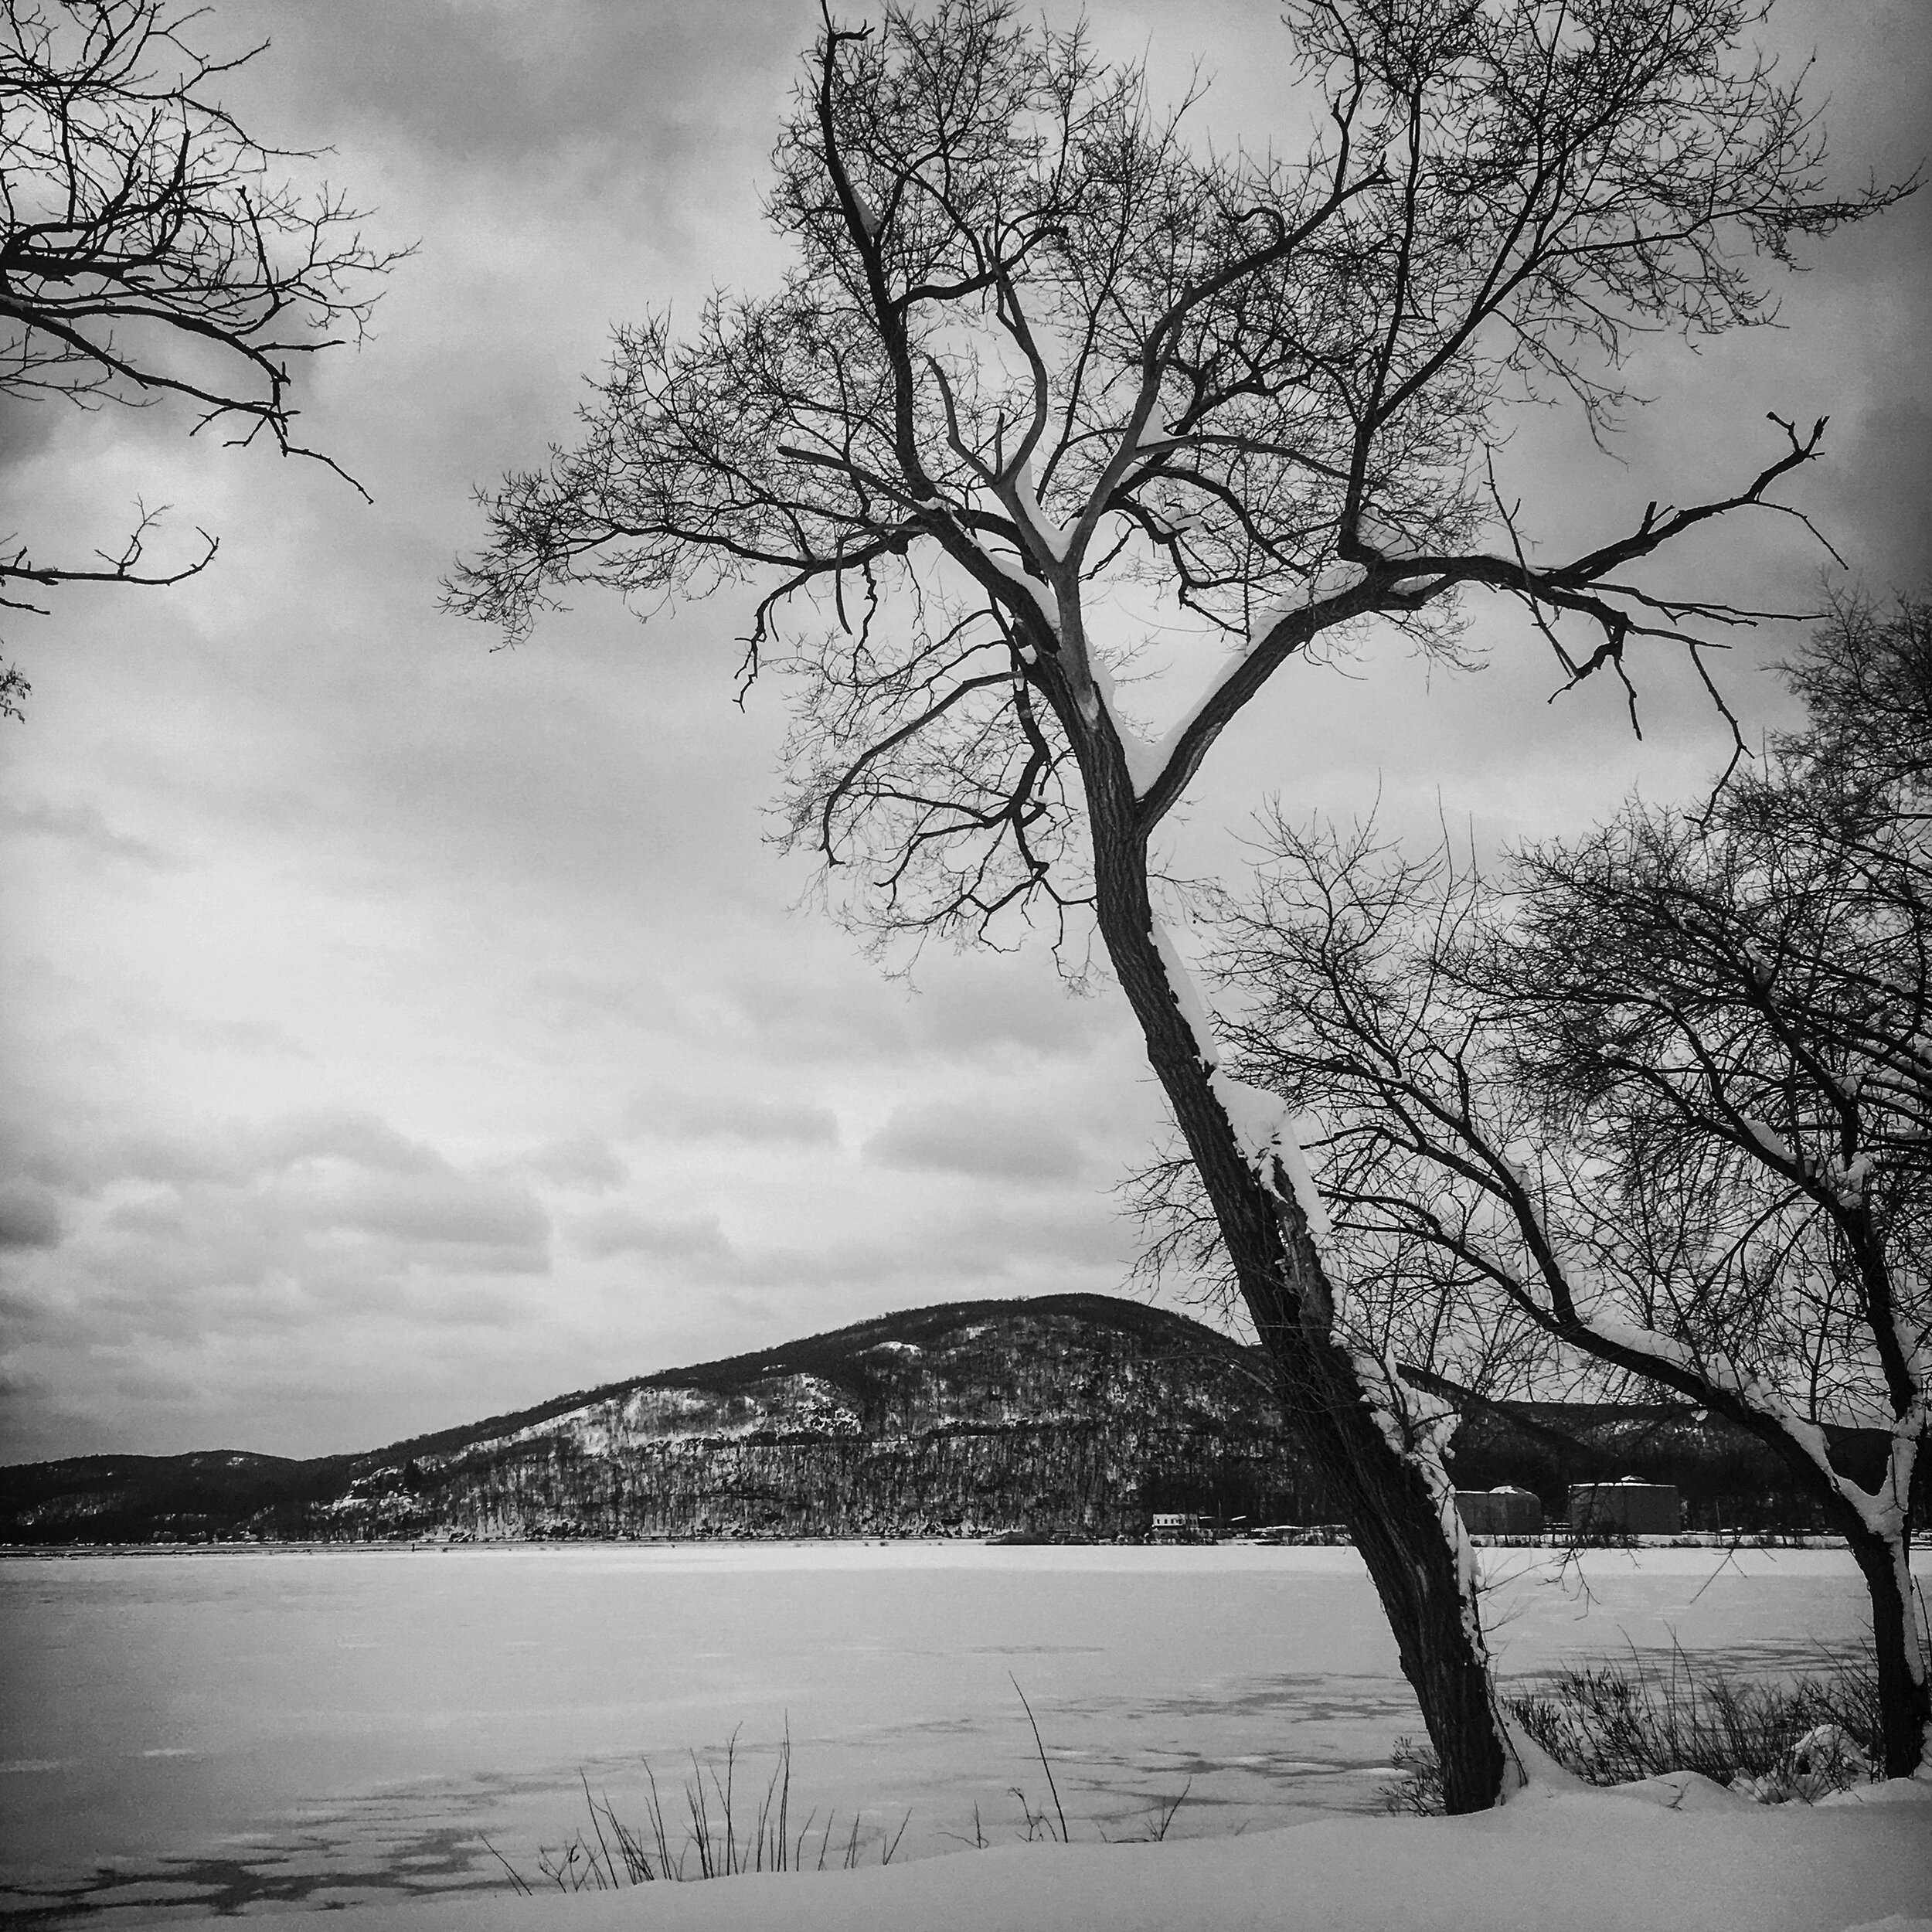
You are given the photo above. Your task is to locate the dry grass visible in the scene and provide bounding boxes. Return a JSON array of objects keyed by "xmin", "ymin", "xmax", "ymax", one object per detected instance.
[
  {"xmin": 485, "ymin": 1731, "xmax": 910, "ymax": 1893},
  {"xmin": 1384, "ymin": 1643, "xmax": 1881, "ymax": 1815},
  {"xmin": 488, "ymin": 1685, "xmax": 1193, "ymax": 1893},
  {"xmin": 1510, "ymin": 1642, "xmax": 1880, "ymax": 1790}
]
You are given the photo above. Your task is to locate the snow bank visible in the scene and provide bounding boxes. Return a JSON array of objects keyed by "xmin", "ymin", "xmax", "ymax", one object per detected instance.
[{"xmin": 171, "ymin": 1779, "xmax": 1931, "ymax": 1932}]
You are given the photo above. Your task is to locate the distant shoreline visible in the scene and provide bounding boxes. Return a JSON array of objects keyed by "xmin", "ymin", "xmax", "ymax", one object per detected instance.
[{"xmin": 0, "ymin": 1529, "xmax": 1858, "ymax": 1560}]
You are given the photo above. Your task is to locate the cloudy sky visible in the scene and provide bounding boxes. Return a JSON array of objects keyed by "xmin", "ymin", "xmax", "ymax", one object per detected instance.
[{"xmin": 3, "ymin": 0, "xmax": 1927, "ymax": 1464}]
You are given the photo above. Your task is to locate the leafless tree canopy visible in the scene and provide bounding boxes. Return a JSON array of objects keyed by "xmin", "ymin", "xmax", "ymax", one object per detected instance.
[
  {"xmin": 451, "ymin": 0, "xmax": 1910, "ymax": 1809},
  {"xmin": 1191, "ymin": 597, "xmax": 1932, "ymax": 1774},
  {"xmin": 1, "ymin": 0, "xmax": 400, "ymax": 712},
  {"xmin": 453, "ymin": 0, "xmax": 1896, "ymax": 951}
]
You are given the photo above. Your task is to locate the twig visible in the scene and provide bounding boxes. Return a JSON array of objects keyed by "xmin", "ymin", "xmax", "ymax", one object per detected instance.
[
  {"xmin": 478, "ymin": 1834, "xmax": 533, "ymax": 1896},
  {"xmin": 1010, "ymin": 1674, "xmax": 1069, "ymax": 1842}
]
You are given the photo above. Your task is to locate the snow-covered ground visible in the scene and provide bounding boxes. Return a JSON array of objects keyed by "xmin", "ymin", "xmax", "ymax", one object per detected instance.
[
  {"xmin": 164, "ymin": 1774, "xmax": 1932, "ymax": 1932},
  {"xmin": 1, "ymin": 1542, "xmax": 1911, "ymax": 1923}
]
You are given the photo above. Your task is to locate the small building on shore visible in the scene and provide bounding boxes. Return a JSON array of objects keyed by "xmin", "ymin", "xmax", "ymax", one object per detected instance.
[
  {"xmin": 1567, "ymin": 1478, "xmax": 1682, "ymax": 1537},
  {"xmin": 1453, "ymin": 1486, "xmax": 1544, "ymax": 1536},
  {"xmin": 1150, "ymin": 1511, "xmax": 1213, "ymax": 1543}
]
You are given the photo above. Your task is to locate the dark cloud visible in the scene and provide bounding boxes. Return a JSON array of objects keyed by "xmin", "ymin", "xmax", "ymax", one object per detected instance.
[
  {"xmin": 0, "ymin": 389, "xmax": 63, "ymax": 469},
  {"xmin": 224, "ymin": 0, "xmax": 804, "ymax": 204},
  {"xmin": 570, "ymin": 1209, "xmax": 733, "ymax": 1262},
  {"xmin": 3, "ymin": 0, "xmax": 1924, "ymax": 1461},
  {"xmin": 721, "ymin": 961, "xmax": 914, "ymax": 1066},
  {"xmin": 519, "ymin": 1132, "xmax": 629, "ymax": 1192},
  {"xmin": 624, "ymin": 1086, "xmax": 841, "ymax": 1149},
  {"xmin": 304, "ymin": 1165, "xmax": 547, "ymax": 1252},
  {"xmin": 0, "ymin": 1124, "xmax": 99, "ymax": 1198},
  {"xmin": 2, "ymin": 797, "xmax": 177, "ymax": 869},
  {"xmin": 0, "ymin": 1182, "xmax": 64, "ymax": 1250},
  {"xmin": 11, "ymin": 1114, "xmax": 556, "ymax": 1354},
  {"xmin": 900, "ymin": 956, "xmax": 1126, "ymax": 1063},
  {"xmin": 184, "ymin": 1018, "xmax": 316, "ymax": 1059},
  {"xmin": 865, "ymin": 1101, "xmax": 1091, "ymax": 1184},
  {"xmin": 521, "ymin": 968, "xmax": 673, "ymax": 1038},
  {"xmin": 1842, "ymin": 395, "xmax": 1932, "ymax": 593},
  {"xmin": 670, "ymin": 1188, "xmax": 1138, "ymax": 1301},
  {"xmin": 105, "ymin": 1111, "xmax": 457, "ymax": 1190}
]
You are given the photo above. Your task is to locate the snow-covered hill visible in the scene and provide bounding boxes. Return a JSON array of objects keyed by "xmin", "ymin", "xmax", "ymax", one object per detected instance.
[
  {"xmin": 3, "ymin": 1294, "xmax": 1311, "ymax": 1543},
  {"xmin": 318, "ymin": 1293, "xmax": 1302, "ymax": 1541},
  {"xmin": 11, "ymin": 1291, "xmax": 1896, "ymax": 1543}
]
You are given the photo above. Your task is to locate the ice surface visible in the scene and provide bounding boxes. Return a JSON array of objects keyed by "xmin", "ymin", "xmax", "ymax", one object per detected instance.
[{"xmin": 0, "ymin": 1544, "xmax": 1896, "ymax": 1924}]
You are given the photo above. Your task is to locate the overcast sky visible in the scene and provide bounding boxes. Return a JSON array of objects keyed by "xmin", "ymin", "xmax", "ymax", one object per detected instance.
[{"xmin": 3, "ymin": 0, "xmax": 1927, "ymax": 1464}]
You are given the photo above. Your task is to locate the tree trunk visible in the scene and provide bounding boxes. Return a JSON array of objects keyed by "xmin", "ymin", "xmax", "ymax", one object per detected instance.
[
  {"xmin": 1081, "ymin": 750, "xmax": 1510, "ymax": 1811},
  {"xmin": 1276, "ymin": 1338, "xmax": 1510, "ymax": 1811},
  {"xmin": 1692, "ymin": 1406, "xmax": 1928, "ymax": 1782},
  {"xmin": 1844, "ymin": 1522, "xmax": 1930, "ymax": 1779},
  {"xmin": 1597, "ymin": 1386, "xmax": 1930, "ymax": 1783}
]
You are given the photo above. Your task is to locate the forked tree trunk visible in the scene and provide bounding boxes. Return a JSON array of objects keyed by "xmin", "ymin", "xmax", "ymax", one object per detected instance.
[{"xmin": 1083, "ymin": 760, "xmax": 1512, "ymax": 1812}]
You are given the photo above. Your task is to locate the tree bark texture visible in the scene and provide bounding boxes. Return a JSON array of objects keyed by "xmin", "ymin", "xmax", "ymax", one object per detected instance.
[
  {"xmin": 1844, "ymin": 1522, "xmax": 1930, "ymax": 1780},
  {"xmin": 1080, "ymin": 736, "xmax": 1509, "ymax": 1812}
]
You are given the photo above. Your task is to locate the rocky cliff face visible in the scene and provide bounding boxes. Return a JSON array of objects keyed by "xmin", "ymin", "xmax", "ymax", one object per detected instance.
[{"xmin": 2, "ymin": 1295, "xmax": 1319, "ymax": 1543}]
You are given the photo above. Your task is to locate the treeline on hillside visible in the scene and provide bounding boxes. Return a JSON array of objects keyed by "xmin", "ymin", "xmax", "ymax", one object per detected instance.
[
  {"xmin": 0, "ymin": 1451, "xmax": 356, "ymax": 1546},
  {"xmin": 5, "ymin": 1291, "xmax": 1920, "ymax": 1545},
  {"xmin": 1446, "ymin": 1402, "xmax": 1927, "ymax": 1536}
]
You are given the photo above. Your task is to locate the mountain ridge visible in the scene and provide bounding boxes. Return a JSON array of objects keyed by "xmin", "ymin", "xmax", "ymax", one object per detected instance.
[
  {"xmin": 5, "ymin": 1291, "xmax": 1893, "ymax": 1543},
  {"xmin": 2, "ymin": 1293, "xmax": 1301, "ymax": 1543},
  {"xmin": 366, "ymin": 1291, "xmax": 1241, "ymax": 1467}
]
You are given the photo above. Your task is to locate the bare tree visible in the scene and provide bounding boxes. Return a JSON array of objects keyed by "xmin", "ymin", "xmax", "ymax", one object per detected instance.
[
  {"xmin": 1206, "ymin": 600, "xmax": 1931, "ymax": 1776},
  {"xmin": 1504, "ymin": 598, "xmax": 1932, "ymax": 1777},
  {"xmin": 1, "ymin": 0, "xmax": 401, "ymax": 714},
  {"xmin": 450, "ymin": 0, "xmax": 1906, "ymax": 1808}
]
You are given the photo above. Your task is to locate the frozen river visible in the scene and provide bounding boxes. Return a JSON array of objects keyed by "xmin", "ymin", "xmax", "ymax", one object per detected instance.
[{"xmin": 0, "ymin": 1541, "xmax": 1872, "ymax": 1923}]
